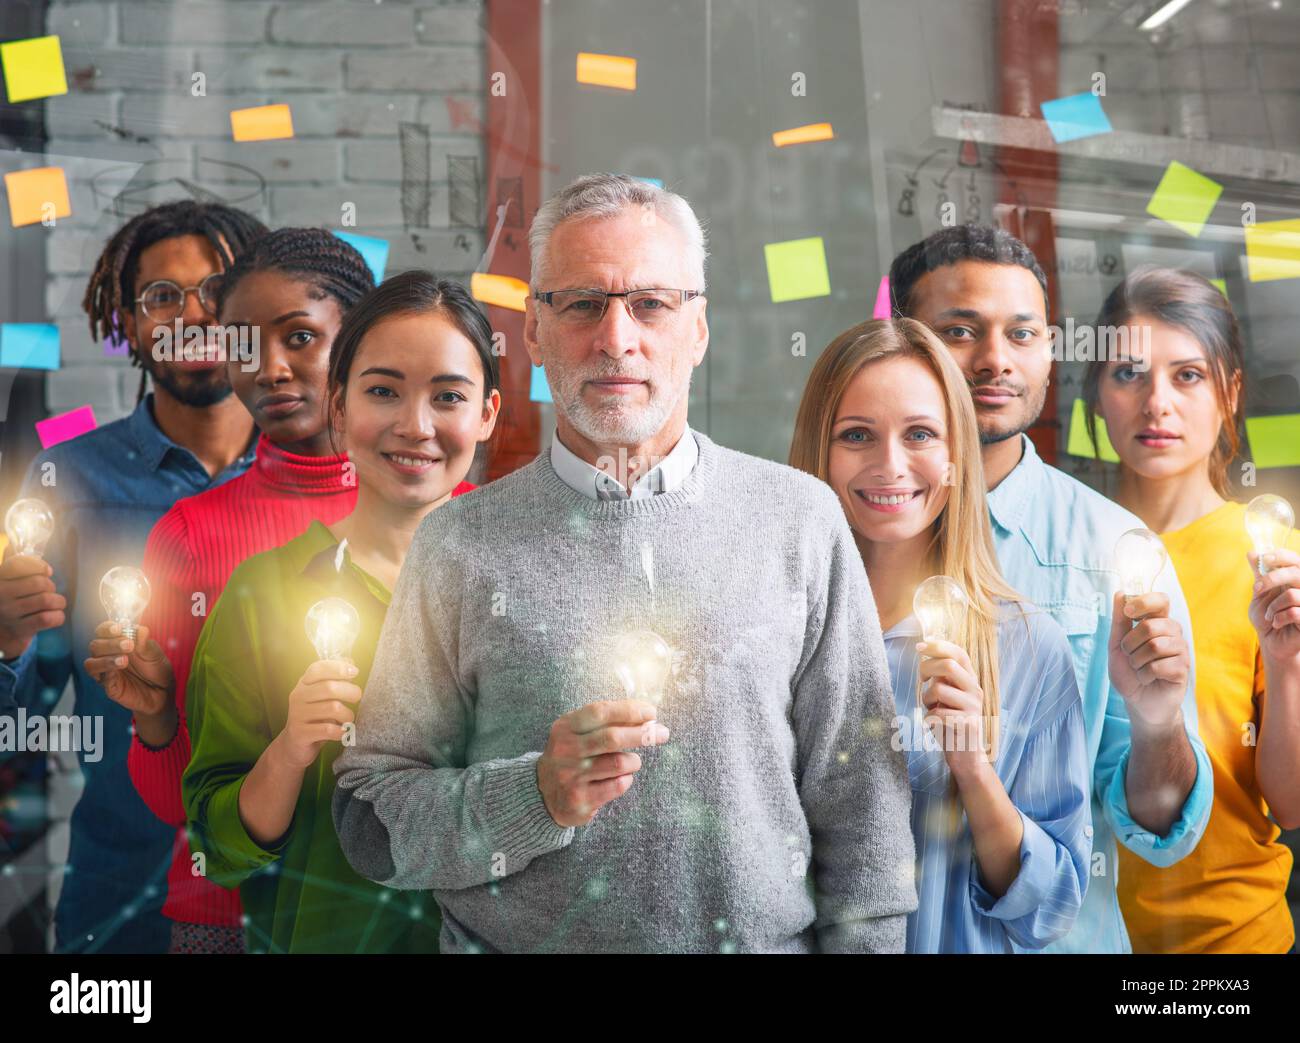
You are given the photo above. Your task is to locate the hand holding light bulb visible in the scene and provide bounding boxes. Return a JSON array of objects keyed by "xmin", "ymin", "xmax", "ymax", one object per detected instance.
[
  {"xmin": 273, "ymin": 599, "xmax": 366, "ymax": 772},
  {"xmin": 1108, "ymin": 529, "xmax": 1189, "ymax": 730},
  {"xmin": 0, "ymin": 500, "xmax": 65, "ymax": 660},
  {"xmin": 84, "ymin": 617, "xmax": 175, "ymax": 722},
  {"xmin": 537, "ymin": 630, "xmax": 674, "ymax": 829},
  {"xmin": 1245, "ymin": 497, "xmax": 1300, "ymax": 663},
  {"xmin": 86, "ymin": 566, "xmax": 176, "ymax": 735},
  {"xmin": 1245, "ymin": 494, "xmax": 1294, "ymax": 577},
  {"xmin": 912, "ymin": 576, "xmax": 988, "ymax": 776}
]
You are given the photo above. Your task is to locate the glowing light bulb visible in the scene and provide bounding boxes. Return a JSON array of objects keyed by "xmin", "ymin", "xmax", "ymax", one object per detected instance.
[
  {"xmin": 305, "ymin": 597, "xmax": 361, "ymax": 662},
  {"xmin": 612, "ymin": 630, "xmax": 673, "ymax": 707},
  {"xmin": 4, "ymin": 498, "xmax": 54, "ymax": 559},
  {"xmin": 99, "ymin": 566, "xmax": 151, "ymax": 641},
  {"xmin": 912, "ymin": 576, "xmax": 969, "ymax": 645},
  {"xmin": 1244, "ymin": 494, "xmax": 1294, "ymax": 576},
  {"xmin": 1113, "ymin": 528, "xmax": 1167, "ymax": 598}
]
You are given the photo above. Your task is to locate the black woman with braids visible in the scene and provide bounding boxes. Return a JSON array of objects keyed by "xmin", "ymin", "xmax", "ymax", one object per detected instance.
[
  {"xmin": 83, "ymin": 228, "xmax": 380, "ymax": 953},
  {"xmin": 0, "ymin": 200, "xmax": 265, "ymax": 953}
]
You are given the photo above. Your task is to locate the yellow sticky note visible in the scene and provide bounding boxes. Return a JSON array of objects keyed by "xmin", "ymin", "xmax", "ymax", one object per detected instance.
[
  {"xmin": 764, "ymin": 237, "xmax": 831, "ymax": 303},
  {"xmin": 1210, "ymin": 277, "xmax": 1227, "ymax": 297},
  {"xmin": 1, "ymin": 35, "xmax": 68, "ymax": 103},
  {"xmin": 772, "ymin": 123, "xmax": 835, "ymax": 148},
  {"xmin": 230, "ymin": 104, "xmax": 295, "ymax": 142},
  {"xmin": 471, "ymin": 272, "xmax": 529, "ymax": 312},
  {"xmin": 1066, "ymin": 398, "xmax": 1120, "ymax": 462},
  {"xmin": 1244, "ymin": 219, "xmax": 1300, "ymax": 283},
  {"xmin": 1246, "ymin": 415, "xmax": 1300, "ymax": 469},
  {"xmin": 1145, "ymin": 161, "xmax": 1222, "ymax": 238},
  {"xmin": 4, "ymin": 167, "xmax": 72, "ymax": 228},
  {"xmin": 576, "ymin": 53, "xmax": 637, "ymax": 91}
]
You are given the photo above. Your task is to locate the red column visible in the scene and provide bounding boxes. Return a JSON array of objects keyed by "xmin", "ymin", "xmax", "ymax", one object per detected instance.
[
  {"xmin": 484, "ymin": 0, "xmax": 544, "ymax": 478},
  {"xmin": 997, "ymin": 0, "xmax": 1060, "ymax": 466}
]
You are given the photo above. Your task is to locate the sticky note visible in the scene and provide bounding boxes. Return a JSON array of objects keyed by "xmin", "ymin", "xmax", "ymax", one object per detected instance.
[
  {"xmin": 36, "ymin": 405, "xmax": 97, "ymax": 449},
  {"xmin": 529, "ymin": 365, "xmax": 553, "ymax": 404},
  {"xmin": 1066, "ymin": 398, "xmax": 1119, "ymax": 462},
  {"xmin": 576, "ymin": 52, "xmax": 637, "ymax": 91},
  {"xmin": 471, "ymin": 272, "xmax": 529, "ymax": 312},
  {"xmin": 1210, "ymin": 277, "xmax": 1227, "ymax": 298},
  {"xmin": 1, "ymin": 35, "xmax": 68, "ymax": 103},
  {"xmin": 872, "ymin": 276, "xmax": 891, "ymax": 319},
  {"xmin": 764, "ymin": 237, "xmax": 831, "ymax": 303},
  {"xmin": 104, "ymin": 329, "xmax": 131, "ymax": 357},
  {"xmin": 1040, "ymin": 92, "xmax": 1112, "ymax": 143},
  {"xmin": 633, "ymin": 176, "xmax": 663, "ymax": 188},
  {"xmin": 230, "ymin": 104, "xmax": 294, "ymax": 142},
  {"xmin": 1244, "ymin": 219, "xmax": 1300, "ymax": 283},
  {"xmin": 0, "ymin": 323, "xmax": 60, "ymax": 371},
  {"xmin": 333, "ymin": 231, "xmax": 389, "ymax": 284},
  {"xmin": 772, "ymin": 123, "xmax": 835, "ymax": 148},
  {"xmin": 4, "ymin": 167, "xmax": 72, "ymax": 228},
  {"xmin": 1145, "ymin": 161, "xmax": 1222, "ymax": 238},
  {"xmin": 1246, "ymin": 415, "xmax": 1300, "ymax": 469}
]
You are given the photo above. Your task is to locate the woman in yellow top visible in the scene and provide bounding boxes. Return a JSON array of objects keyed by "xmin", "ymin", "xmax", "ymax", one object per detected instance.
[{"xmin": 1082, "ymin": 266, "xmax": 1300, "ymax": 953}]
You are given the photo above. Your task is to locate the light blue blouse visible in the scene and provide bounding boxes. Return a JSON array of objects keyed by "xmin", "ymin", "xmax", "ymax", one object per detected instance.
[{"xmin": 886, "ymin": 602, "xmax": 1092, "ymax": 953}]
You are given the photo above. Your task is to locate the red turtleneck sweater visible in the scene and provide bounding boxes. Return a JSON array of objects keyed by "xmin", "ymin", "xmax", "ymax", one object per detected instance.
[{"xmin": 128, "ymin": 434, "xmax": 472, "ymax": 926}]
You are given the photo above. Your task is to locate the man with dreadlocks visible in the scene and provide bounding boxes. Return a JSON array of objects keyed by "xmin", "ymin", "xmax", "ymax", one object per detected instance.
[
  {"xmin": 84, "ymin": 227, "xmax": 378, "ymax": 953},
  {"xmin": 0, "ymin": 199, "xmax": 267, "ymax": 953}
]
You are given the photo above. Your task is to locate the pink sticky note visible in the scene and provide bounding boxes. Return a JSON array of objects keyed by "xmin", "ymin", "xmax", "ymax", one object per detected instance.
[
  {"xmin": 35, "ymin": 404, "xmax": 97, "ymax": 448},
  {"xmin": 103, "ymin": 329, "xmax": 130, "ymax": 356},
  {"xmin": 872, "ymin": 276, "xmax": 891, "ymax": 319}
]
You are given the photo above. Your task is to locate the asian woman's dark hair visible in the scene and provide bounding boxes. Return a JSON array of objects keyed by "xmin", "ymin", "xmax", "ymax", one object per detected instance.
[
  {"xmin": 1082, "ymin": 266, "xmax": 1245, "ymax": 499},
  {"xmin": 326, "ymin": 271, "xmax": 500, "ymax": 448},
  {"xmin": 82, "ymin": 199, "xmax": 268, "ymax": 403}
]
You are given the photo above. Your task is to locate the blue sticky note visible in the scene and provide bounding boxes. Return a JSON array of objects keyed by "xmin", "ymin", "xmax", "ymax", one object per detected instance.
[
  {"xmin": 632, "ymin": 175, "xmax": 663, "ymax": 188},
  {"xmin": 0, "ymin": 323, "xmax": 59, "ymax": 370},
  {"xmin": 529, "ymin": 364, "xmax": 552, "ymax": 403},
  {"xmin": 1040, "ymin": 92, "xmax": 1112, "ymax": 143},
  {"xmin": 333, "ymin": 230, "xmax": 389, "ymax": 284}
]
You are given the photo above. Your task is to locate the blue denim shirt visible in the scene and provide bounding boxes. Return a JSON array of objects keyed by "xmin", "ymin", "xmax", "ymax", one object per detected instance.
[
  {"xmin": 0, "ymin": 394, "xmax": 253, "ymax": 952},
  {"xmin": 987, "ymin": 436, "xmax": 1213, "ymax": 954}
]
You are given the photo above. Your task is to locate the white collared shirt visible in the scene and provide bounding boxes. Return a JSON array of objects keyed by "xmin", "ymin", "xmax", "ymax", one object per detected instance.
[{"xmin": 548, "ymin": 424, "xmax": 699, "ymax": 501}]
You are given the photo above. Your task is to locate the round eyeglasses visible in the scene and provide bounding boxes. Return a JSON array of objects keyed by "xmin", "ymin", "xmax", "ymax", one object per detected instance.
[{"xmin": 133, "ymin": 273, "xmax": 224, "ymax": 322}]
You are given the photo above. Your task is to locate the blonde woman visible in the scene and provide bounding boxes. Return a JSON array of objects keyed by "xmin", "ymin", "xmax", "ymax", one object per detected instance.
[{"xmin": 791, "ymin": 318, "xmax": 1091, "ymax": 952}]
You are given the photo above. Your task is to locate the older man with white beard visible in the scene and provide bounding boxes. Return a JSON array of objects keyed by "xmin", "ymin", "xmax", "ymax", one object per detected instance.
[{"xmin": 332, "ymin": 172, "xmax": 916, "ymax": 953}]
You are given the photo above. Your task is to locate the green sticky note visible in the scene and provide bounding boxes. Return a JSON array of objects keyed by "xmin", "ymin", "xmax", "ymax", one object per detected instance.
[
  {"xmin": 764, "ymin": 236, "xmax": 831, "ymax": 303},
  {"xmin": 1210, "ymin": 277, "xmax": 1227, "ymax": 297},
  {"xmin": 1067, "ymin": 397, "xmax": 1120, "ymax": 462},
  {"xmin": 1, "ymin": 35, "xmax": 68, "ymax": 104},
  {"xmin": 1145, "ymin": 161, "xmax": 1223, "ymax": 238},
  {"xmin": 1246, "ymin": 415, "xmax": 1300, "ymax": 469}
]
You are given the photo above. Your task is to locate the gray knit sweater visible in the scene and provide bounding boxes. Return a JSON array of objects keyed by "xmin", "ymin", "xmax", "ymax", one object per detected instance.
[{"xmin": 332, "ymin": 430, "xmax": 917, "ymax": 953}]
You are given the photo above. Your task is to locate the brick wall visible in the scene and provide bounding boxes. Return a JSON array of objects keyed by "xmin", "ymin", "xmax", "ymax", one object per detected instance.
[{"xmin": 41, "ymin": 0, "xmax": 487, "ymax": 422}]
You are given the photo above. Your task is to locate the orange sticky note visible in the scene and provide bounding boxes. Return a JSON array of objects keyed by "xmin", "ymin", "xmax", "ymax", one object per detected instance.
[
  {"xmin": 471, "ymin": 272, "xmax": 529, "ymax": 312},
  {"xmin": 4, "ymin": 167, "xmax": 72, "ymax": 227},
  {"xmin": 576, "ymin": 53, "xmax": 637, "ymax": 91},
  {"xmin": 1, "ymin": 35, "xmax": 68, "ymax": 103},
  {"xmin": 772, "ymin": 123, "xmax": 834, "ymax": 148},
  {"xmin": 230, "ymin": 104, "xmax": 295, "ymax": 142}
]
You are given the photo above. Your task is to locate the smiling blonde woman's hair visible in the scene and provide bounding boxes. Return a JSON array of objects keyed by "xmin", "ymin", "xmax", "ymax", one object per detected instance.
[{"xmin": 789, "ymin": 317, "xmax": 1021, "ymax": 760}]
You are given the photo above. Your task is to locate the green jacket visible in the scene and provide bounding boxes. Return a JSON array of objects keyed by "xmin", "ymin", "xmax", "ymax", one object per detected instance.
[{"xmin": 182, "ymin": 521, "xmax": 440, "ymax": 953}]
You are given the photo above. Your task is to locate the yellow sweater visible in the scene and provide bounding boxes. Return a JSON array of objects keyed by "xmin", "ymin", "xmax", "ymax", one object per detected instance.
[{"xmin": 1117, "ymin": 500, "xmax": 1295, "ymax": 953}]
